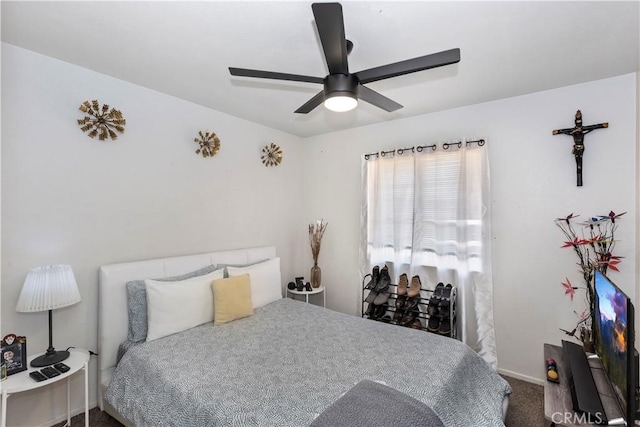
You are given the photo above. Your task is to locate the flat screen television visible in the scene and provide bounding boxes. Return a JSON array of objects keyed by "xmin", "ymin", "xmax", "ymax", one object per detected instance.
[{"xmin": 594, "ymin": 269, "xmax": 636, "ymax": 424}]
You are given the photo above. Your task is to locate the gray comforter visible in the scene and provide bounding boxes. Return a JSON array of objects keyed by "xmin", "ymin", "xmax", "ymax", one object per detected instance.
[{"xmin": 105, "ymin": 298, "xmax": 510, "ymax": 426}]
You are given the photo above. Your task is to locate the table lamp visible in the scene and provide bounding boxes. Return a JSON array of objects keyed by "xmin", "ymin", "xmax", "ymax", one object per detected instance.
[{"xmin": 15, "ymin": 265, "xmax": 81, "ymax": 367}]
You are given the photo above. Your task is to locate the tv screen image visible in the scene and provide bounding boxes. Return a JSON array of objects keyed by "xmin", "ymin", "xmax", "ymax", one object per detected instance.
[{"xmin": 594, "ymin": 269, "xmax": 635, "ymax": 423}]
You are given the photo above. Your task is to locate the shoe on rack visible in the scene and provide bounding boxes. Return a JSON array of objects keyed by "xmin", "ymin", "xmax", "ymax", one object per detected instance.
[
  {"xmin": 365, "ymin": 266, "xmax": 380, "ymax": 290},
  {"xmin": 380, "ymin": 315, "xmax": 392, "ymax": 324},
  {"xmin": 365, "ymin": 289, "xmax": 379, "ymax": 304},
  {"xmin": 427, "ymin": 313, "xmax": 441, "ymax": 333},
  {"xmin": 438, "ymin": 316, "xmax": 451, "ymax": 336},
  {"xmin": 441, "ymin": 283, "xmax": 453, "ymax": 300},
  {"xmin": 400, "ymin": 308, "xmax": 419, "ymax": 327},
  {"xmin": 427, "ymin": 283, "xmax": 445, "ymax": 316},
  {"xmin": 407, "ymin": 275, "xmax": 421, "ymax": 298},
  {"xmin": 404, "ymin": 295, "xmax": 420, "ymax": 312},
  {"xmin": 372, "ymin": 303, "xmax": 389, "ymax": 320},
  {"xmin": 409, "ymin": 319, "xmax": 423, "ymax": 330},
  {"xmin": 374, "ymin": 265, "xmax": 391, "ymax": 292},
  {"xmin": 393, "ymin": 295, "xmax": 407, "ymax": 323},
  {"xmin": 437, "ymin": 284, "xmax": 453, "ymax": 316},
  {"xmin": 397, "ymin": 273, "xmax": 408, "ymax": 296},
  {"xmin": 364, "ymin": 303, "xmax": 375, "ymax": 318},
  {"xmin": 373, "ymin": 290, "xmax": 391, "ymax": 305}
]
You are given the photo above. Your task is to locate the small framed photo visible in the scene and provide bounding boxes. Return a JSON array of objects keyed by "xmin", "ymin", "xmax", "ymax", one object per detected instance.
[{"xmin": 1, "ymin": 334, "xmax": 27, "ymax": 376}]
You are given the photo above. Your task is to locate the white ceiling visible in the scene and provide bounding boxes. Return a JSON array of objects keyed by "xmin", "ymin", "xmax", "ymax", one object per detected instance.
[{"xmin": 2, "ymin": 1, "xmax": 639, "ymax": 138}]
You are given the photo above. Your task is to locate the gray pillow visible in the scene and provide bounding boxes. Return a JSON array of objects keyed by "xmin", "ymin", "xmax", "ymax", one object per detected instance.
[
  {"xmin": 217, "ymin": 259, "xmax": 268, "ymax": 278},
  {"xmin": 126, "ymin": 264, "xmax": 219, "ymax": 342}
]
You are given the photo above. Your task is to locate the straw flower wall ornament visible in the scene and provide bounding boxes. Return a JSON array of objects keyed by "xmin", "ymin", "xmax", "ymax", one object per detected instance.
[
  {"xmin": 77, "ymin": 100, "xmax": 125, "ymax": 141},
  {"xmin": 308, "ymin": 219, "xmax": 328, "ymax": 288}
]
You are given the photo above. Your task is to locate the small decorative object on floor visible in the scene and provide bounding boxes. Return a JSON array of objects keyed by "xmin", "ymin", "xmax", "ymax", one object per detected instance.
[
  {"xmin": 77, "ymin": 100, "xmax": 126, "ymax": 141},
  {"xmin": 545, "ymin": 357, "xmax": 559, "ymax": 383},
  {"xmin": 552, "ymin": 110, "xmax": 608, "ymax": 187},
  {"xmin": 555, "ymin": 211, "xmax": 625, "ymax": 348},
  {"xmin": 261, "ymin": 142, "xmax": 283, "ymax": 167},
  {"xmin": 308, "ymin": 219, "xmax": 328, "ymax": 288},
  {"xmin": 195, "ymin": 130, "xmax": 221, "ymax": 158},
  {"xmin": 1, "ymin": 334, "xmax": 27, "ymax": 376}
]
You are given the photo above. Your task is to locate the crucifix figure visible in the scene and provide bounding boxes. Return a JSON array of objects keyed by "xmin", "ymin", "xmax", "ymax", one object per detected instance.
[{"xmin": 552, "ymin": 110, "xmax": 608, "ymax": 187}]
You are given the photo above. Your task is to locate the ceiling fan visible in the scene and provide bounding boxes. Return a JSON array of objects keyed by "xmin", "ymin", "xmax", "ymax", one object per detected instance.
[{"xmin": 229, "ymin": 2, "xmax": 460, "ymax": 114}]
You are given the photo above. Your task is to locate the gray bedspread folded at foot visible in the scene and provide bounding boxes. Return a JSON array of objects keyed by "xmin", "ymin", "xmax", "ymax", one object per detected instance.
[{"xmin": 309, "ymin": 379, "xmax": 445, "ymax": 427}]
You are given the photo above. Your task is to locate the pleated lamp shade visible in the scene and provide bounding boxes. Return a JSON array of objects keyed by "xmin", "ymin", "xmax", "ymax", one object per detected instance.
[{"xmin": 16, "ymin": 265, "xmax": 81, "ymax": 312}]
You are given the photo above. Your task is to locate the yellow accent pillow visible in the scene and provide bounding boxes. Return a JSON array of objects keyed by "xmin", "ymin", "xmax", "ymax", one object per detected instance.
[{"xmin": 213, "ymin": 274, "xmax": 254, "ymax": 325}]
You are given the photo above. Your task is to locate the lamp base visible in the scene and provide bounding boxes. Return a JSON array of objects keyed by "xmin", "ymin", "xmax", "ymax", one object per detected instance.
[{"xmin": 30, "ymin": 350, "xmax": 70, "ymax": 367}]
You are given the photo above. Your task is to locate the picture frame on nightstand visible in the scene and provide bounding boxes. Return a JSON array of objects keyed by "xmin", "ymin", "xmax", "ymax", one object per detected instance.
[{"xmin": 1, "ymin": 334, "xmax": 27, "ymax": 376}]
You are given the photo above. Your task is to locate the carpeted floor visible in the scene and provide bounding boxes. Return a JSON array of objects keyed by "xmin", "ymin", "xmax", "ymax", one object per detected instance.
[{"xmin": 55, "ymin": 375, "xmax": 545, "ymax": 426}]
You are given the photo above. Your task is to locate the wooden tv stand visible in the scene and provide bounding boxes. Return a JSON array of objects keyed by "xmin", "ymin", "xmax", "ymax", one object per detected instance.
[{"xmin": 544, "ymin": 343, "xmax": 625, "ymax": 426}]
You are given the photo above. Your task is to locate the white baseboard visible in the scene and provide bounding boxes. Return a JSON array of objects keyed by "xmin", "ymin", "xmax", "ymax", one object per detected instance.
[
  {"xmin": 498, "ymin": 368, "xmax": 545, "ymax": 386},
  {"xmin": 35, "ymin": 400, "xmax": 98, "ymax": 427}
]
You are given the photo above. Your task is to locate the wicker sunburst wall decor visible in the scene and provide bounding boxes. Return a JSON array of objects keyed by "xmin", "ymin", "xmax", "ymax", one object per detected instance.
[
  {"xmin": 77, "ymin": 100, "xmax": 126, "ymax": 140},
  {"xmin": 261, "ymin": 143, "xmax": 283, "ymax": 167},
  {"xmin": 195, "ymin": 130, "xmax": 221, "ymax": 158}
]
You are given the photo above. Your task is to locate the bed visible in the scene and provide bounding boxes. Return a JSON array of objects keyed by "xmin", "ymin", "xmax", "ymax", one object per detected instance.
[{"xmin": 98, "ymin": 246, "xmax": 511, "ymax": 426}]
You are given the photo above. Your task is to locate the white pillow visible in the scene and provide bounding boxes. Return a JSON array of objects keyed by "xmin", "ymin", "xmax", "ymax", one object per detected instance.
[
  {"xmin": 227, "ymin": 257, "xmax": 282, "ymax": 309},
  {"xmin": 145, "ymin": 269, "xmax": 224, "ymax": 341}
]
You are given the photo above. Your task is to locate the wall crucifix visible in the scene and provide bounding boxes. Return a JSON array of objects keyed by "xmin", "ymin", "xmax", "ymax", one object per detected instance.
[{"xmin": 552, "ymin": 110, "xmax": 608, "ymax": 187}]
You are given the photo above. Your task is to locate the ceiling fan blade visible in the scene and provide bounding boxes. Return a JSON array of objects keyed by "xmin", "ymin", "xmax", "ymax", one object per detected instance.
[
  {"xmin": 229, "ymin": 67, "xmax": 323, "ymax": 84},
  {"xmin": 312, "ymin": 3, "xmax": 349, "ymax": 75},
  {"xmin": 294, "ymin": 91, "xmax": 325, "ymax": 114},
  {"xmin": 355, "ymin": 48, "xmax": 460, "ymax": 84},
  {"xmin": 358, "ymin": 85, "xmax": 403, "ymax": 112}
]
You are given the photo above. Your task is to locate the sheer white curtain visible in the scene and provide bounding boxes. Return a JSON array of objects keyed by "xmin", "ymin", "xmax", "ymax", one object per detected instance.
[{"xmin": 359, "ymin": 142, "xmax": 497, "ymax": 369}]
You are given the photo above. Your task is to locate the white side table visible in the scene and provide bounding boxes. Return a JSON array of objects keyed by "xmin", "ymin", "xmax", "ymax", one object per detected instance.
[
  {"xmin": 1, "ymin": 348, "xmax": 90, "ymax": 427},
  {"xmin": 286, "ymin": 285, "xmax": 326, "ymax": 307}
]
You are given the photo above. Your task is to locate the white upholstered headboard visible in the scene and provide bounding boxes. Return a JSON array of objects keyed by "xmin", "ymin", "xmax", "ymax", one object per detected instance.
[{"xmin": 97, "ymin": 246, "xmax": 277, "ymax": 409}]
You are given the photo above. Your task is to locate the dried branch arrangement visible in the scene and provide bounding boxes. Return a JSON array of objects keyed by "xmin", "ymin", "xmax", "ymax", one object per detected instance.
[
  {"xmin": 77, "ymin": 100, "xmax": 126, "ymax": 140},
  {"xmin": 195, "ymin": 130, "xmax": 221, "ymax": 158},
  {"xmin": 308, "ymin": 219, "xmax": 328, "ymax": 265}
]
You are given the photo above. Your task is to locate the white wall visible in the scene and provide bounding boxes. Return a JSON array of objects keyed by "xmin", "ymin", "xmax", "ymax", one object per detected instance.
[
  {"xmin": 1, "ymin": 43, "xmax": 305, "ymax": 427},
  {"xmin": 2, "ymin": 40, "xmax": 637, "ymax": 425},
  {"xmin": 302, "ymin": 73, "xmax": 638, "ymax": 384}
]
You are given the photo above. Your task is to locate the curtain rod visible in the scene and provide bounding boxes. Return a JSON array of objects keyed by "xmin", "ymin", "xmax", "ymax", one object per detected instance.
[{"xmin": 363, "ymin": 139, "xmax": 485, "ymax": 160}]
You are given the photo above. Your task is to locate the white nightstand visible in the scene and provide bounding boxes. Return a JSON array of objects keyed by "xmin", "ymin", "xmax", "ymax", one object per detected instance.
[
  {"xmin": 286, "ymin": 285, "xmax": 326, "ymax": 307},
  {"xmin": 1, "ymin": 348, "xmax": 90, "ymax": 427}
]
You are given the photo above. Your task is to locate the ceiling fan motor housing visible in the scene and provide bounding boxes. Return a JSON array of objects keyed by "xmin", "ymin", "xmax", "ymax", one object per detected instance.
[{"xmin": 323, "ymin": 74, "xmax": 359, "ymax": 100}]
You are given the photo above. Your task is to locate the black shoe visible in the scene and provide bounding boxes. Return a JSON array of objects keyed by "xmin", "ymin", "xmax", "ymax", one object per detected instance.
[
  {"xmin": 400, "ymin": 308, "xmax": 419, "ymax": 327},
  {"xmin": 437, "ymin": 284, "xmax": 453, "ymax": 316},
  {"xmin": 427, "ymin": 283, "xmax": 445, "ymax": 316},
  {"xmin": 374, "ymin": 265, "xmax": 391, "ymax": 292},
  {"xmin": 365, "ymin": 266, "xmax": 380, "ymax": 290},
  {"xmin": 438, "ymin": 316, "xmax": 451, "ymax": 336},
  {"xmin": 371, "ymin": 303, "xmax": 388, "ymax": 320},
  {"xmin": 394, "ymin": 295, "xmax": 407, "ymax": 323},
  {"xmin": 427, "ymin": 315, "xmax": 440, "ymax": 332},
  {"xmin": 364, "ymin": 303, "xmax": 375, "ymax": 318}
]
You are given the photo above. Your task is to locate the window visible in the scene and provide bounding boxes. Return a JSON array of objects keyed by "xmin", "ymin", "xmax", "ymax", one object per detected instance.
[{"xmin": 360, "ymin": 142, "xmax": 497, "ymax": 368}]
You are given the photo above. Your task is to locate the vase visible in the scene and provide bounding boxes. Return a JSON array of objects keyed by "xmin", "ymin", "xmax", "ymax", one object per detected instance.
[{"xmin": 310, "ymin": 264, "xmax": 321, "ymax": 288}]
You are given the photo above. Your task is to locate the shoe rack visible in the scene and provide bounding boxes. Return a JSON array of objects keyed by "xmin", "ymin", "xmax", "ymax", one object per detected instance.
[{"xmin": 361, "ymin": 275, "xmax": 457, "ymax": 339}]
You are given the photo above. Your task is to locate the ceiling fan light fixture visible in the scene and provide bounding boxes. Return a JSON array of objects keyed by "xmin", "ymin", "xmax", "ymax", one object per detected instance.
[
  {"xmin": 323, "ymin": 74, "xmax": 359, "ymax": 112},
  {"xmin": 324, "ymin": 94, "xmax": 358, "ymax": 112}
]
